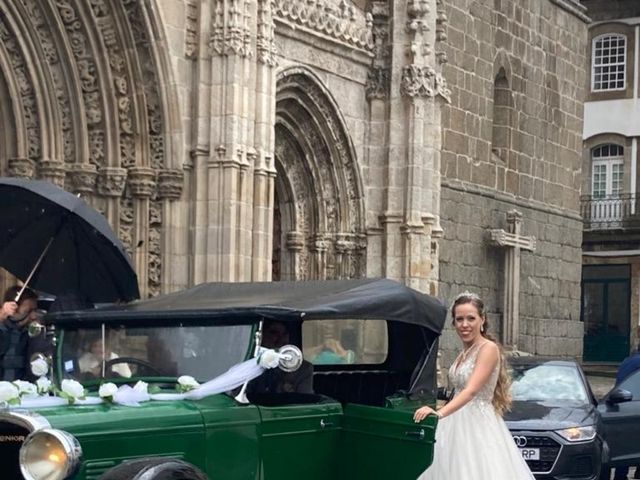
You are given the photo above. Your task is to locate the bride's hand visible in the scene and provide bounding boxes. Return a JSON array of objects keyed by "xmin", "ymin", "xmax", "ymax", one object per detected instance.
[{"xmin": 413, "ymin": 405, "xmax": 436, "ymax": 422}]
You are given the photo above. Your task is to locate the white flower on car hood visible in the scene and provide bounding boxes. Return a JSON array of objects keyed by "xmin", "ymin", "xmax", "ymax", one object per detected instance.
[
  {"xmin": 258, "ymin": 349, "xmax": 281, "ymax": 369},
  {"xmin": 13, "ymin": 380, "xmax": 37, "ymax": 397},
  {"xmin": 61, "ymin": 379, "xmax": 85, "ymax": 400},
  {"xmin": 99, "ymin": 383, "xmax": 118, "ymax": 399},
  {"xmin": 0, "ymin": 381, "xmax": 20, "ymax": 404},
  {"xmin": 177, "ymin": 375, "xmax": 199, "ymax": 392},
  {"xmin": 36, "ymin": 377, "xmax": 52, "ymax": 395}
]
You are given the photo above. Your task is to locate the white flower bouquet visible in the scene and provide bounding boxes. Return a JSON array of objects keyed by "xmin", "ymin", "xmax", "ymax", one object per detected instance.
[
  {"xmin": 0, "ymin": 381, "xmax": 20, "ymax": 406},
  {"xmin": 58, "ymin": 379, "xmax": 86, "ymax": 404},
  {"xmin": 13, "ymin": 380, "xmax": 38, "ymax": 399},
  {"xmin": 176, "ymin": 375, "xmax": 200, "ymax": 393},
  {"xmin": 98, "ymin": 383, "xmax": 118, "ymax": 403},
  {"xmin": 36, "ymin": 377, "xmax": 52, "ymax": 395}
]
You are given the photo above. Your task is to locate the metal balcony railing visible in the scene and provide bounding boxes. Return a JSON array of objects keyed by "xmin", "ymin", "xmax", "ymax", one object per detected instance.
[{"xmin": 580, "ymin": 193, "xmax": 640, "ymax": 230}]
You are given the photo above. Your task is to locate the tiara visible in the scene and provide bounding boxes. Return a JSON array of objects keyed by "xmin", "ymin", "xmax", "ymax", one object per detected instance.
[{"xmin": 454, "ymin": 291, "xmax": 481, "ymax": 302}]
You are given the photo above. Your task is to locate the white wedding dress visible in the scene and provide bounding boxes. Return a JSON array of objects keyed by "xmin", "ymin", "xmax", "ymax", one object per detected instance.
[{"xmin": 418, "ymin": 345, "xmax": 534, "ymax": 480}]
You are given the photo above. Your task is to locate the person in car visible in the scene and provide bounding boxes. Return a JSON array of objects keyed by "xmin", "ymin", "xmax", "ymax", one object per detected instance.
[
  {"xmin": 413, "ymin": 292, "xmax": 534, "ymax": 480},
  {"xmin": 247, "ymin": 320, "xmax": 313, "ymax": 394},
  {"xmin": 78, "ymin": 334, "xmax": 132, "ymax": 379},
  {"xmin": 0, "ymin": 286, "xmax": 40, "ymax": 381}
]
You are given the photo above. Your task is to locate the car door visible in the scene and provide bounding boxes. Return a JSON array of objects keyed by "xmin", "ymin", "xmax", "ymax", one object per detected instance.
[
  {"xmin": 599, "ymin": 369, "xmax": 640, "ymax": 466},
  {"xmin": 256, "ymin": 398, "xmax": 343, "ymax": 480},
  {"xmin": 341, "ymin": 399, "xmax": 437, "ymax": 479}
]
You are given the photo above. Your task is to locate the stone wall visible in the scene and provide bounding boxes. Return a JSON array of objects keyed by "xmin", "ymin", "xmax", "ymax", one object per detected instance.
[
  {"xmin": 438, "ymin": 183, "xmax": 583, "ymax": 366},
  {"xmin": 436, "ymin": 0, "xmax": 588, "ymax": 364}
]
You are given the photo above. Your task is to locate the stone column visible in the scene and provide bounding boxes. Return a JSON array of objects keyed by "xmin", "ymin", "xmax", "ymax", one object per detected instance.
[
  {"xmin": 251, "ymin": 0, "xmax": 277, "ymax": 281},
  {"xmin": 7, "ymin": 158, "xmax": 36, "ymax": 179},
  {"xmin": 67, "ymin": 163, "xmax": 98, "ymax": 207},
  {"xmin": 203, "ymin": 0, "xmax": 260, "ymax": 282},
  {"xmin": 157, "ymin": 168, "xmax": 185, "ymax": 293},
  {"xmin": 96, "ymin": 167, "xmax": 127, "ymax": 236},
  {"xmin": 127, "ymin": 167, "xmax": 156, "ymax": 298},
  {"xmin": 38, "ymin": 160, "xmax": 66, "ymax": 188},
  {"xmin": 285, "ymin": 231, "xmax": 304, "ymax": 281},
  {"xmin": 384, "ymin": 0, "xmax": 449, "ymax": 292}
]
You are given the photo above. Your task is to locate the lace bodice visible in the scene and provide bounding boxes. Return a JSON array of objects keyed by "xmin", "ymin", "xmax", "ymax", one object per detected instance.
[{"xmin": 448, "ymin": 343, "xmax": 499, "ymax": 412}]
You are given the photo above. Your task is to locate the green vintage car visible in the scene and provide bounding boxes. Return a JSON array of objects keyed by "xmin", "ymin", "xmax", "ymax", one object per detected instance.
[{"xmin": 1, "ymin": 279, "xmax": 446, "ymax": 480}]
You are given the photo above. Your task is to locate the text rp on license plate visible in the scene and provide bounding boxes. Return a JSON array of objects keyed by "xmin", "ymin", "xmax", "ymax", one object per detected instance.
[{"xmin": 519, "ymin": 448, "xmax": 540, "ymax": 460}]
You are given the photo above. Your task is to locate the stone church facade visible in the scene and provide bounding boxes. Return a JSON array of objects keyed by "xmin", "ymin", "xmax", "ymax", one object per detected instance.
[{"xmin": 0, "ymin": 0, "xmax": 588, "ymax": 361}]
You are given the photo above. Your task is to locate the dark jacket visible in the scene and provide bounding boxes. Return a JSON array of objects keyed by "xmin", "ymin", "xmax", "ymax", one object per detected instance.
[{"xmin": 616, "ymin": 350, "xmax": 640, "ymax": 385}]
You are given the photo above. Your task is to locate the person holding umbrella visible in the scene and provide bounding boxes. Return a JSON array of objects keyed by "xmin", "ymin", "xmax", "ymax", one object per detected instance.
[{"xmin": 0, "ymin": 285, "xmax": 39, "ymax": 381}]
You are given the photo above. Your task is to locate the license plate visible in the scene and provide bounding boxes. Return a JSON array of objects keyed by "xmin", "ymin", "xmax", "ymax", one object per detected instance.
[{"xmin": 519, "ymin": 448, "xmax": 540, "ymax": 460}]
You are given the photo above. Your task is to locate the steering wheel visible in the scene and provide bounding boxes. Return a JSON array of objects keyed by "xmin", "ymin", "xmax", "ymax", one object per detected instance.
[{"xmin": 103, "ymin": 357, "xmax": 163, "ymax": 376}]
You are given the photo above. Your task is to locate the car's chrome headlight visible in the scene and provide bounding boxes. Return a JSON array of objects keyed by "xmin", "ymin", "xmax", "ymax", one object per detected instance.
[
  {"xmin": 555, "ymin": 425, "xmax": 597, "ymax": 442},
  {"xmin": 19, "ymin": 428, "xmax": 82, "ymax": 480}
]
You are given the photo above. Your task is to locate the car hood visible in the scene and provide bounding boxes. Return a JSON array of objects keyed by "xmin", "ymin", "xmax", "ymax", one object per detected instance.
[{"xmin": 504, "ymin": 400, "xmax": 598, "ymax": 431}]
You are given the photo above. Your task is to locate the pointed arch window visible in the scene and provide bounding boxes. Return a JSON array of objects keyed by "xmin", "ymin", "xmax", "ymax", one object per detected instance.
[
  {"xmin": 592, "ymin": 34, "xmax": 626, "ymax": 91},
  {"xmin": 491, "ymin": 68, "xmax": 513, "ymax": 162}
]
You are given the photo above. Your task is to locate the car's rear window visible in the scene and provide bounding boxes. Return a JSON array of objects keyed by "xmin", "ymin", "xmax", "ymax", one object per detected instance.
[
  {"xmin": 511, "ymin": 364, "xmax": 589, "ymax": 403},
  {"xmin": 301, "ymin": 319, "xmax": 388, "ymax": 365}
]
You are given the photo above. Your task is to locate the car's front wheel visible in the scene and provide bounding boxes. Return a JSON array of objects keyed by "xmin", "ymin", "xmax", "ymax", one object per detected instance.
[{"xmin": 98, "ymin": 458, "xmax": 207, "ymax": 480}]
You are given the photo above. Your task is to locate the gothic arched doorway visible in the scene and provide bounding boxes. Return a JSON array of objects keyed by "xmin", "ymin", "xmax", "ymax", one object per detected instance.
[
  {"xmin": 272, "ymin": 68, "xmax": 366, "ymax": 281},
  {"xmin": 0, "ymin": 1, "xmax": 184, "ymax": 297}
]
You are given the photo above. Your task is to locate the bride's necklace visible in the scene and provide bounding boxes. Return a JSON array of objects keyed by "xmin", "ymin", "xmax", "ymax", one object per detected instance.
[{"xmin": 459, "ymin": 341, "xmax": 484, "ymax": 362}]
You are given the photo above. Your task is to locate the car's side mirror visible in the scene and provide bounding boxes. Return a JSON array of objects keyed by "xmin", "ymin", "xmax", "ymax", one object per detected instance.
[{"xmin": 606, "ymin": 388, "xmax": 633, "ymax": 405}]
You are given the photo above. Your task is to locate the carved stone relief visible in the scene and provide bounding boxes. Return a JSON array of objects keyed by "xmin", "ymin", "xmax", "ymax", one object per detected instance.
[
  {"xmin": 22, "ymin": 0, "xmax": 74, "ymax": 164},
  {"xmin": 0, "ymin": 0, "xmax": 181, "ymax": 299},
  {"xmin": 38, "ymin": 160, "xmax": 66, "ymax": 187},
  {"xmin": 209, "ymin": 0, "xmax": 253, "ymax": 57},
  {"xmin": 366, "ymin": 66, "xmax": 390, "ymax": 100},
  {"xmin": 0, "ymin": 21, "xmax": 41, "ymax": 160},
  {"xmin": 275, "ymin": 70, "xmax": 366, "ymax": 280},
  {"xmin": 54, "ymin": 0, "xmax": 105, "ymax": 169},
  {"xmin": 7, "ymin": 158, "xmax": 36, "ymax": 178},
  {"xmin": 273, "ymin": 0, "xmax": 374, "ymax": 52},
  {"xmin": 406, "ymin": 0, "xmax": 431, "ymax": 59},
  {"xmin": 257, "ymin": 0, "xmax": 277, "ymax": 66},
  {"xmin": 401, "ymin": 64, "xmax": 451, "ymax": 102},
  {"xmin": 185, "ymin": 1, "xmax": 199, "ymax": 59},
  {"xmin": 435, "ymin": 0, "xmax": 448, "ymax": 64}
]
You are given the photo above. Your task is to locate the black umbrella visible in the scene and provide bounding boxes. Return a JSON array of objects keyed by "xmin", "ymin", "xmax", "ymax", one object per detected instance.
[{"xmin": 0, "ymin": 177, "xmax": 140, "ymax": 303}]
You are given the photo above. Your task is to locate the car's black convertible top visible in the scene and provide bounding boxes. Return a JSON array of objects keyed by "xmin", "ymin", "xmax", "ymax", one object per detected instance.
[{"xmin": 47, "ymin": 278, "xmax": 447, "ymax": 333}]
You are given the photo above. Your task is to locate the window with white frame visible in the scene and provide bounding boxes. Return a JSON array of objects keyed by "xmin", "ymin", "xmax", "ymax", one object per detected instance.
[
  {"xmin": 592, "ymin": 34, "xmax": 627, "ymax": 91},
  {"xmin": 592, "ymin": 144, "xmax": 624, "ymax": 198}
]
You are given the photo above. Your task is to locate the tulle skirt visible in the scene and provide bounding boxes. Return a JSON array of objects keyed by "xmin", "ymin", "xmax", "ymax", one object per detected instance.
[{"xmin": 418, "ymin": 401, "xmax": 534, "ymax": 480}]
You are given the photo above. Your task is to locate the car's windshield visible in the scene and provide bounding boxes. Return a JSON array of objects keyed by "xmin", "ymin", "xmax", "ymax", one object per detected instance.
[
  {"xmin": 59, "ymin": 324, "xmax": 254, "ymax": 383},
  {"xmin": 510, "ymin": 363, "xmax": 589, "ymax": 404}
]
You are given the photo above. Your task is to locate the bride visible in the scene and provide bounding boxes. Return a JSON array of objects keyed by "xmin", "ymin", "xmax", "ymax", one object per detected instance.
[{"xmin": 414, "ymin": 292, "xmax": 534, "ymax": 479}]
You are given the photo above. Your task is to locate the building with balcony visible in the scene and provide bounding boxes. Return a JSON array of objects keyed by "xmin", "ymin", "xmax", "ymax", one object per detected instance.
[{"xmin": 581, "ymin": 0, "xmax": 640, "ymax": 361}]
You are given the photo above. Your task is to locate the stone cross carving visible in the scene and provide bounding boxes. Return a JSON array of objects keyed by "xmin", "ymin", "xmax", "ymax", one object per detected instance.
[{"xmin": 488, "ymin": 210, "xmax": 536, "ymax": 350}]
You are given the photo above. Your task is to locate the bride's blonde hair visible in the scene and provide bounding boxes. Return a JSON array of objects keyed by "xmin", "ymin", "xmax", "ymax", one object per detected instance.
[{"xmin": 452, "ymin": 292, "xmax": 512, "ymax": 416}]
